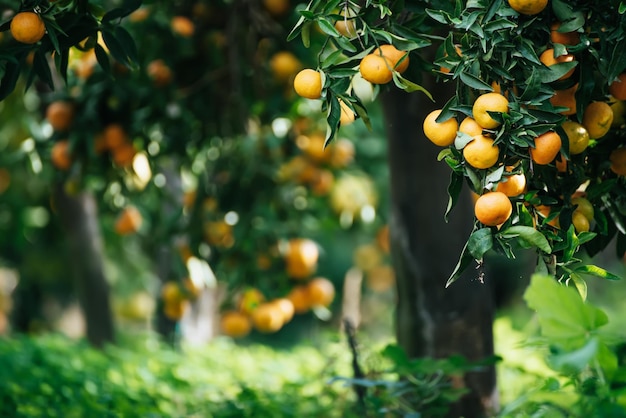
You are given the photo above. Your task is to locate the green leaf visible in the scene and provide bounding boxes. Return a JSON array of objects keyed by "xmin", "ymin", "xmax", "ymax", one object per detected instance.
[
  {"xmin": 101, "ymin": 30, "xmax": 130, "ymax": 66},
  {"xmin": 573, "ymin": 265, "xmax": 621, "ymax": 281},
  {"xmin": 391, "ymin": 73, "xmax": 433, "ymax": 98},
  {"xmin": 499, "ymin": 226, "xmax": 552, "ymax": 253},
  {"xmin": 445, "ymin": 172, "xmax": 463, "ymax": 222},
  {"xmin": 467, "ymin": 228, "xmax": 493, "ymax": 260},
  {"xmin": 324, "ymin": 95, "xmax": 341, "ymax": 147},
  {"xmin": 95, "ymin": 43, "xmax": 111, "ymax": 74},
  {"xmin": 317, "ymin": 17, "xmax": 341, "ymax": 37},
  {"xmin": 459, "ymin": 72, "xmax": 493, "ymax": 91},
  {"xmin": 445, "ymin": 239, "xmax": 474, "ymax": 288},
  {"xmin": 548, "ymin": 337, "xmax": 599, "ymax": 373},
  {"xmin": 567, "ymin": 273, "xmax": 587, "ymax": 301},
  {"xmin": 523, "ymin": 274, "xmax": 609, "ymax": 348}
]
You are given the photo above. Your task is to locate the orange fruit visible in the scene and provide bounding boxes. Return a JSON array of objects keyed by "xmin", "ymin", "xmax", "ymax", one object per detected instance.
[
  {"xmin": 102, "ymin": 124, "xmax": 128, "ymax": 150},
  {"xmin": 310, "ymin": 169, "xmax": 335, "ymax": 196},
  {"xmin": 10, "ymin": 12, "xmax": 46, "ymax": 44},
  {"xmin": 285, "ymin": 238, "xmax": 319, "ymax": 279},
  {"xmin": 474, "ymin": 192, "xmax": 513, "ymax": 227},
  {"xmin": 376, "ymin": 225, "xmax": 390, "ymax": 253},
  {"xmin": 551, "ymin": 22, "xmax": 581, "ymax": 46},
  {"xmin": 296, "ymin": 132, "xmax": 328, "ymax": 162},
  {"xmin": 496, "ymin": 167, "xmax": 526, "ymax": 197},
  {"xmin": 238, "ymin": 288, "xmax": 265, "ymax": 314},
  {"xmin": 458, "ymin": 117, "xmax": 483, "ymax": 137},
  {"xmin": 610, "ymin": 99, "xmax": 626, "ymax": 128},
  {"xmin": 220, "ymin": 311, "xmax": 252, "ymax": 338},
  {"xmin": 508, "ymin": 0, "xmax": 548, "ymax": 15},
  {"xmin": 610, "ymin": 73, "xmax": 626, "ymax": 101},
  {"xmin": 472, "ymin": 92, "xmax": 509, "ymax": 129},
  {"xmin": 463, "ymin": 134, "xmax": 500, "ymax": 169},
  {"xmin": 114, "ymin": 206, "xmax": 143, "ymax": 235},
  {"xmin": 128, "ymin": 8, "xmax": 150, "ymax": 23},
  {"xmin": 536, "ymin": 204, "xmax": 560, "ymax": 228},
  {"xmin": 287, "ymin": 285, "xmax": 311, "ymax": 314},
  {"xmin": 562, "ymin": 121, "xmax": 590, "ymax": 155},
  {"xmin": 530, "ymin": 131, "xmax": 561, "ymax": 165},
  {"xmin": 582, "ymin": 101, "xmax": 614, "ymax": 139},
  {"xmin": 204, "ymin": 220, "xmax": 234, "ymax": 247},
  {"xmin": 539, "ymin": 49, "xmax": 575, "ymax": 80},
  {"xmin": 263, "ymin": 0, "xmax": 290, "ymax": 16},
  {"xmin": 46, "ymin": 101, "xmax": 75, "ymax": 132},
  {"xmin": 293, "ymin": 69, "xmax": 323, "ymax": 99},
  {"xmin": 251, "ymin": 303, "xmax": 284, "ymax": 333},
  {"xmin": 270, "ymin": 298, "xmax": 295, "ymax": 324},
  {"xmin": 164, "ymin": 299, "xmax": 189, "ymax": 321},
  {"xmin": 359, "ymin": 54, "xmax": 393, "ymax": 84},
  {"xmin": 147, "ymin": 59, "xmax": 173, "ymax": 87},
  {"xmin": 161, "ymin": 281, "xmax": 183, "ymax": 303},
  {"xmin": 328, "ymin": 139, "xmax": 355, "ymax": 168},
  {"xmin": 171, "ymin": 16, "xmax": 194, "ymax": 37},
  {"xmin": 51, "ymin": 140, "xmax": 72, "ymax": 170},
  {"xmin": 373, "ymin": 44, "xmax": 409, "ymax": 74},
  {"xmin": 306, "ymin": 277, "xmax": 335, "ymax": 307},
  {"xmin": 550, "ymin": 83, "xmax": 578, "ymax": 115},
  {"xmin": 112, "ymin": 143, "xmax": 137, "ymax": 167},
  {"xmin": 353, "ymin": 244, "xmax": 383, "ymax": 272},
  {"xmin": 334, "ymin": 16, "xmax": 356, "ymax": 37},
  {"xmin": 365, "ymin": 264, "xmax": 395, "ymax": 292},
  {"xmin": 339, "ymin": 99, "xmax": 356, "ymax": 126},
  {"xmin": 423, "ymin": 109, "xmax": 458, "ymax": 146},
  {"xmin": 572, "ymin": 210, "xmax": 590, "ymax": 233},
  {"xmin": 571, "ymin": 196, "xmax": 594, "ymax": 222},
  {"xmin": 610, "ymin": 147, "xmax": 626, "ymax": 176},
  {"xmin": 269, "ymin": 51, "xmax": 302, "ymax": 81}
]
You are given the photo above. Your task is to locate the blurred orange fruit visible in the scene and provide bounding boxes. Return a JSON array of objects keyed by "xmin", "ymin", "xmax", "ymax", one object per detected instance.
[
  {"xmin": 46, "ymin": 101, "xmax": 75, "ymax": 132},
  {"xmin": 306, "ymin": 277, "xmax": 335, "ymax": 307},
  {"xmin": 220, "ymin": 311, "xmax": 252, "ymax": 338},
  {"xmin": 51, "ymin": 140, "xmax": 72, "ymax": 170},
  {"xmin": 114, "ymin": 206, "xmax": 143, "ymax": 235}
]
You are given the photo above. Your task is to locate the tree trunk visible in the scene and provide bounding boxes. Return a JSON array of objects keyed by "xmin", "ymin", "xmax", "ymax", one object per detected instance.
[
  {"xmin": 381, "ymin": 83, "xmax": 497, "ymax": 416},
  {"xmin": 55, "ymin": 185, "xmax": 114, "ymax": 347}
]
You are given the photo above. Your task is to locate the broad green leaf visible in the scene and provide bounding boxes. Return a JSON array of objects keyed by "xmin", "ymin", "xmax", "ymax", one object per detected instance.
[
  {"xmin": 317, "ymin": 17, "xmax": 341, "ymax": 37},
  {"xmin": 445, "ymin": 239, "xmax": 474, "ymax": 288},
  {"xmin": 574, "ymin": 265, "xmax": 621, "ymax": 281},
  {"xmin": 391, "ymin": 73, "xmax": 433, "ymax": 98},
  {"xmin": 459, "ymin": 72, "xmax": 493, "ymax": 91},
  {"xmin": 523, "ymin": 274, "xmax": 609, "ymax": 348},
  {"xmin": 467, "ymin": 228, "xmax": 493, "ymax": 260},
  {"xmin": 548, "ymin": 337, "xmax": 598, "ymax": 373},
  {"xmin": 445, "ymin": 172, "xmax": 463, "ymax": 222},
  {"xmin": 499, "ymin": 226, "xmax": 552, "ymax": 253},
  {"xmin": 567, "ymin": 273, "xmax": 587, "ymax": 301}
]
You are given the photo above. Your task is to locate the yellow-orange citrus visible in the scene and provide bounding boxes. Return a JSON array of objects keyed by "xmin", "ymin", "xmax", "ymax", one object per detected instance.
[
  {"xmin": 334, "ymin": 17, "xmax": 356, "ymax": 37},
  {"xmin": 353, "ymin": 244, "xmax": 383, "ymax": 272},
  {"xmin": 306, "ymin": 277, "xmax": 335, "ymax": 307},
  {"xmin": 555, "ymin": 153, "xmax": 568, "ymax": 173},
  {"xmin": 51, "ymin": 140, "xmax": 72, "ymax": 171},
  {"xmin": 572, "ymin": 210, "xmax": 590, "ymax": 233},
  {"xmin": 472, "ymin": 92, "xmax": 509, "ymax": 129},
  {"xmin": 287, "ymin": 285, "xmax": 311, "ymax": 314},
  {"xmin": 610, "ymin": 147, "xmax": 626, "ymax": 176},
  {"xmin": 423, "ymin": 109, "xmax": 458, "ymax": 146},
  {"xmin": 238, "ymin": 288, "xmax": 265, "ymax": 314},
  {"xmin": 147, "ymin": 59, "xmax": 173, "ymax": 87},
  {"xmin": 269, "ymin": 51, "xmax": 302, "ymax": 81},
  {"xmin": 164, "ymin": 300, "xmax": 189, "ymax": 321},
  {"xmin": 571, "ymin": 196, "xmax": 594, "ymax": 222},
  {"xmin": 339, "ymin": 99, "xmax": 356, "ymax": 126},
  {"xmin": 251, "ymin": 303, "xmax": 284, "ymax": 333},
  {"xmin": 293, "ymin": 69, "xmax": 322, "ymax": 99},
  {"xmin": 285, "ymin": 238, "xmax": 319, "ymax": 279},
  {"xmin": 373, "ymin": 44, "xmax": 409, "ymax": 73},
  {"xmin": 171, "ymin": 16, "xmax": 195, "ymax": 37},
  {"xmin": 582, "ymin": 101, "xmax": 614, "ymax": 139},
  {"xmin": 103, "ymin": 124, "xmax": 128, "ymax": 150},
  {"xmin": 10, "ymin": 12, "xmax": 46, "ymax": 44},
  {"xmin": 463, "ymin": 135, "xmax": 500, "ymax": 169},
  {"xmin": 359, "ymin": 54, "xmax": 393, "ymax": 85},
  {"xmin": 610, "ymin": 99, "xmax": 626, "ymax": 128},
  {"xmin": 365, "ymin": 264, "xmax": 395, "ymax": 292},
  {"xmin": 310, "ymin": 169, "xmax": 334, "ymax": 196},
  {"xmin": 204, "ymin": 220, "xmax": 234, "ymax": 247},
  {"xmin": 536, "ymin": 204, "xmax": 560, "ymax": 228},
  {"xmin": 508, "ymin": 0, "xmax": 548, "ymax": 15},
  {"xmin": 551, "ymin": 22, "xmax": 581, "ymax": 46},
  {"xmin": 112, "ymin": 143, "xmax": 137, "ymax": 167},
  {"xmin": 220, "ymin": 311, "xmax": 252, "ymax": 338},
  {"xmin": 114, "ymin": 206, "xmax": 143, "ymax": 235},
  {"xmin": 328, "ymin": 139, "xmax": 355, "ymax": 168},
  {"xmin": 161, "ymin": 281, "xmax": 183, "ymax": 303},
  {"xmin": 562, "ymin": 121, "xmax": 590, "ymax": 155},
  {"xmin": 376, "ymin": 224, "xmax": 390, "ymax": 253},
  {"xmin": 458, "ymin": 117, "xmax": 483, "ymax": 137},
  {"xmin": 530, "ymin": 131, "xmax": 561, "ymax": 165},
  {"xmin": 496, "ymin": 168, "xmax": 526, "ymax": 197},
  {"xmin": 550, "ymin": 83, "xmax": 578, "ymax": 115},
  {"xmin": 539, "ymin": 49, "xmax": 575, "ymax": 80},
  {"xmin": 270, "ymin": 298, "xmax": 295, "ymax": 324},
  {"xmin": 610, "ymin": 74, "xmax": 626, "ymax": 101},
  {"xmin": 263, "ymin": 0, "xmax": 290, "ymax": 16},
  {"xmin": 474, "ymin": 192, "xmax": 513, "ymax": 226},
  {"xmin": 46, "ymin": 101, "xmax": 75, "ymax": 132}
]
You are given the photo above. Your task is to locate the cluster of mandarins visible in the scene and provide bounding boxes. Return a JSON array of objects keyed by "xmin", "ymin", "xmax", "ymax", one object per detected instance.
[
  {"xmin": 422, "ymin": 0, "xmax": 624, "ymax": 234},
  {"xmin": 219, "ymin": 237, "xmax": 335, "ymax": 338},
  {"xmin": 160, "ymin": 278, "xmax": 204, "ymax": 321}
]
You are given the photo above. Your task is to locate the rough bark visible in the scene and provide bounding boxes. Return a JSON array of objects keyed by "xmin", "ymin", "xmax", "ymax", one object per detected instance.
[
  {"xmin": 54, "ymin": 185, "xmax": 114, "ymax": 347},
  {"xmin": 381, "ymin": 83, "xmax": 497, "ymax": 416}
]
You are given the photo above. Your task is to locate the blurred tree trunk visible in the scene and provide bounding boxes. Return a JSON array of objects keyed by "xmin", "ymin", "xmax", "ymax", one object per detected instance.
[
  {"xmin": 381, "ymin": 82, "xmax": 497, "ymax": 415},
  {"xmin": 55, "ymin": 185, "xmax": 114, "ymax": 347}
]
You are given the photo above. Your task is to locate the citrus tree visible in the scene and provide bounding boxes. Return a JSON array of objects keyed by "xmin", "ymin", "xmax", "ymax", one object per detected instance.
[
  {"xmin": 288, "ymin": 0, "xmax": 626, "ymax": 414},
  {"xmin": 0, "ymin": 0, "xmax": 395, "ymax": 348}
]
